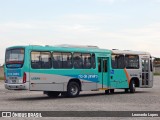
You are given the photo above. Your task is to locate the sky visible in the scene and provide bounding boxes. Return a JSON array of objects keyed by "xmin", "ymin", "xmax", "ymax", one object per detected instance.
[{"xmin": 0, "ymin": 0, "xmax": 160, "ymax": 65}]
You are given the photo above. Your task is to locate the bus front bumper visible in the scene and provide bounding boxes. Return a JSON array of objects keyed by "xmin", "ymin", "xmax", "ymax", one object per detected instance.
[{"xmin": 5, "ymin": 83, "xmax": 27, "ymax": 90}]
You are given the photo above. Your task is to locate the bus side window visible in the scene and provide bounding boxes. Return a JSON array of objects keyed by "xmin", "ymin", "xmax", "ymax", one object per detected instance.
[
  {"xmin": 98, "ymin": 59, "xmax": 101, "ymax": 72},
  {"xmin": 125, "ymin": 55, "xmax": 139, "ymax": 69},
  {"xmin": 53, "ymin": 52, "xmax": 62, "ymax": 69},
  {"xmin": 82, "ymin": 53, "xmax": 91, "ymax": 69},
  {"xmin": 103, "ymin": 60, "xmax": 107, "ymax": 72},
  {"xmin": 31, "ymin": 51, "xmax": 52, "ymax": 69},
  {"xmin": 73, "ymin": 53, "xmax": 92, "ymax": 69},
  {"xmin": 111, "ymin": 55, "xmax": 117, "ymax": 69},
  {"xmin": 111, "ymin": 54, "xmax": 125, "ymax": 69},
  {"xmin": 117, "ymin": 55, "xmax": 125, "ymax": 68},
  {"xmin": 31, "ymin": 52, "xmax": 41, "ymax": 69},
  {"xmin": 73, "ymin": 53, "xmax": 83, "ymax": 69},
  {"xmin": 41, "ymin": 52, "xmax": 52, "ymax": 69},
  {"xmin": 62, "ymin": 52, "xmax": 73, "ymax": 68}
]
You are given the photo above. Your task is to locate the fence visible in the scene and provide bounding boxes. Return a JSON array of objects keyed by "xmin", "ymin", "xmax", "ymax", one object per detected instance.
[{"xmin": 154, "ymin": 67, "xmax": 160, "ymax": 73}]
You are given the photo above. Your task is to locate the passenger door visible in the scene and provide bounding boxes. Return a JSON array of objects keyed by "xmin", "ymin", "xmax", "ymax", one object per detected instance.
[
  {"xmin": 98, "ymin": 57, "xmax": 109, "ymax": 89},
  {"xmin": 141, "ymin": 58, "xmax": 153, "ymax": 87}
]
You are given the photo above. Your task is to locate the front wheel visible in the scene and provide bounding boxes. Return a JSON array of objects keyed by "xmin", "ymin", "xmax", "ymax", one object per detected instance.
[
  {"xmin": 67, "ymin": 82, "xmax": 80, "ymax": 97},
  {"xmin": 130, "ymin": 80, "xmax": 136, "ymax": 93}
]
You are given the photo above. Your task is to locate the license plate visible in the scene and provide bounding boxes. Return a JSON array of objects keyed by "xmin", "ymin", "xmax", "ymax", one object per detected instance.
[{"xmin": 11, "ymin": 80, "xmax": 17, "ymax": 83}]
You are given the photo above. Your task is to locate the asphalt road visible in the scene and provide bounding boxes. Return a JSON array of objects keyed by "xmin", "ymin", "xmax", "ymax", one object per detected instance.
[{"xmin": 0, "ymin": 76, "xmax": 160, "ymax": 120}]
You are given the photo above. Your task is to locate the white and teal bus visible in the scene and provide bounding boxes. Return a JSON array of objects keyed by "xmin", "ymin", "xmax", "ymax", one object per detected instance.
[{"xmin": 4, "ymin": 45, "xmax": 153, "ymax": 97}]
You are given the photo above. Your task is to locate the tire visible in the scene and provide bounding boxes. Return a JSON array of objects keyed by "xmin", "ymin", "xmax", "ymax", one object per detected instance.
[
  {"xmin": 61, "ymin": 92, "xmax": 67, "ymax": 97},
  {"xmin": 46, "ymin": 91, "xmax": 60, "ymax": 98},
  {"xmin": 125, "ymin": 88, "xmax": 129, "ymax": 93},
  {"xmin": 105, "ymin": 90, "xmax": 109, "ymax": 94},
  {"xmin": 130, "ymin": 80, "xmax": 136, "ymax": 93},
  {"xmin": 110, "ymin": 89, "xmax": 114, "ymax": 94},
  {"xmin": 67, "ymin": 82, "xmax": 80, "ymax": 97}
]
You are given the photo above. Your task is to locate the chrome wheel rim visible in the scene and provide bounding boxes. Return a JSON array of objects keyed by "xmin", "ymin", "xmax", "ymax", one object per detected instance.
[{"xmin": 70, "ymin": 85, "xmax": 78, "ymax": 95}]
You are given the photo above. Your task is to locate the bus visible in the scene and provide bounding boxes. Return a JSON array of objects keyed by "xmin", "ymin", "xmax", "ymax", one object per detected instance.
[{"xmin": 4, "ymin": 45, "xmax": 153, "ymax": 97}]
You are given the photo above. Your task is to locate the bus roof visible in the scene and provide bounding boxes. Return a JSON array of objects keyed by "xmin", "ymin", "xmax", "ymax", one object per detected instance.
[
  {"xmin": 111, "ymin": 49, "xmax": 151, "ymax": 55},
  {"xmin": 6, "ymin": 45, "xmax": 111, "ymax": 53},
  {"xmin": 54, "ymin": 44, "xmax": 99, "ymax": 49},
  {"xmin": 6, "ymin": 45, "xmax": 151, "ymax": 56}
]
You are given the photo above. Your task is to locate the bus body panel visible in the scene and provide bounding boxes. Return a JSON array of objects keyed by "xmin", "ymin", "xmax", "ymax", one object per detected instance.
[
  {"xmin": 29, "ymin": 67, "xmax": 99, "ymax": 91},
  {"xmin": 29, "ymin": 72, "xmax": 99, "ymax": 91},
  {"xmin": 110, "ymin": 69, "xmax": 129, "ymax": 89},
  {"xmin": 111, "ymin": 50, "xmax": 153, "ymax": 89}
]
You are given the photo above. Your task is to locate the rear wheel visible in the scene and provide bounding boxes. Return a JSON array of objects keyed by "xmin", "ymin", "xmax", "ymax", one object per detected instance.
[
  {"xmin": 67, "ymin": 82, "xmax": 80, "ymax": 97},
  {"xmin": 46, "ymin": 91, "xmax": 60, "ymax": 98},
  {"xmin": 125, "ymin": 88, "xmax": 129, "ymax": 93},
  {"xmin": 130, "ymin": 80, "xmax": 136, "ymax": 93},
  {"xmin": 105, "ymin": 90, "xmax": 109, "ymax": 94},
  {"xmin": 110, "ymin": 89, "xmax": 114, "ymax": 94}
]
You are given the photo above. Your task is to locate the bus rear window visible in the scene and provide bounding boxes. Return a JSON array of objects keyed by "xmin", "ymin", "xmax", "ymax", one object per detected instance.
[{"xmin": 5, "ymin": 48, "xmax": 24, "ymax": 68}]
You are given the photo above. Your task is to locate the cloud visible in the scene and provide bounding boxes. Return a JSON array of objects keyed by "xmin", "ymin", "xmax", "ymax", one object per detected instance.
[
  {"xmin": 111, "ymin": 23, "xmax": 160, "ymax": 56},
  {"xmin": 0, "ymin": 13, "xmax": 121, "ymax": 33},
  {"xmin": 121, "ymin": 23, "xmax": 160, "ymax": 41},
  {"xmin": 0, "ymin": 19, "xmax": 160, "ymax": 65}
]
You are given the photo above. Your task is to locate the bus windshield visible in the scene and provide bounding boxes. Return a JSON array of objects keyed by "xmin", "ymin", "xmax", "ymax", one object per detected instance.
[{"xmin": 5, "ymin": 48, "xmax": 24, "ymax": 68}]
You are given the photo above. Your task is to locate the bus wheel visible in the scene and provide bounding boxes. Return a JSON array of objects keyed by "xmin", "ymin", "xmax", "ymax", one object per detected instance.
[
  {"xmin": 61, "ymin": 92, "xmax": 67, "ymax": 97},
  {"xmin": 110, "ymin": 89, "xmax": 114, "ymax": 94},
  {"xmin": 129, "ymin": 80, "xmax": 136, "ymax": 93},
  {"xmin": 67, "ymin": 82, "xmax": 80, "ymax": 97},
  {"xmin": 46, "ymin": 91, "xmax": 60, "ymax": 98},
  {"xmin": 105, "ymin": 90, "xmax": 109, "ymax": 94},
  {"xmin": 125, "ymin": 88, "xmax": 129, "ymax": 93}
]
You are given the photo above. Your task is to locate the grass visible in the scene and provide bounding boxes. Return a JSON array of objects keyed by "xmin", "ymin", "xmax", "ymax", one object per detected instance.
[
  {"xmin": 154, "ymin": 73, "xmax": 160, "ymax": 76},
  {"xmin": 0, "ymin": 76, "xmax": 4, "ymax": 80}
]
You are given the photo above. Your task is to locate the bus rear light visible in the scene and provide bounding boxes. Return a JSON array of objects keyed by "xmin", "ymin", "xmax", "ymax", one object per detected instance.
[{"xmin": 23, "ymin": 72, "xmax": 26, "ymax": 83}]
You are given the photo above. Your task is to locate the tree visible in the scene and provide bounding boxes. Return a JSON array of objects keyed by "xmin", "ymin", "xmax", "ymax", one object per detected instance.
[{"xmin": 154, "ymin": 58, "xmax": 160, "ymax": 66}]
